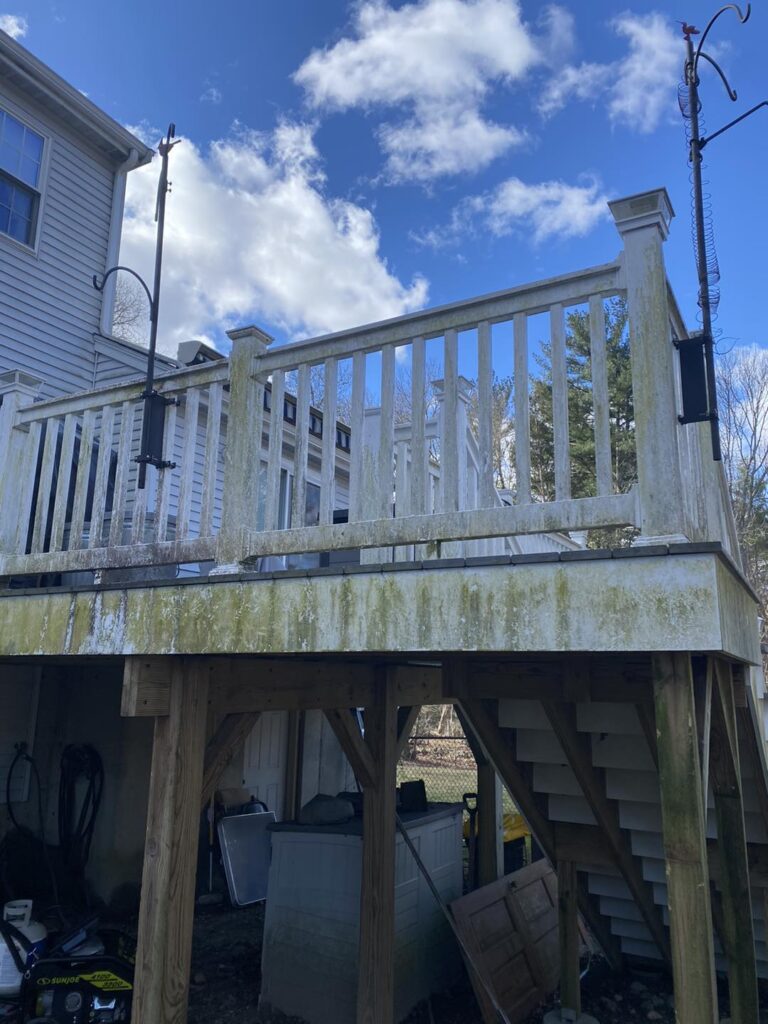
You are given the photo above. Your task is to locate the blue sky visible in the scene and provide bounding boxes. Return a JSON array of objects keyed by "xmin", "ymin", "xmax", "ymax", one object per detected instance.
[{"xmin": 3, "ymin": 0, "xmax": 767, "ymax": 357}]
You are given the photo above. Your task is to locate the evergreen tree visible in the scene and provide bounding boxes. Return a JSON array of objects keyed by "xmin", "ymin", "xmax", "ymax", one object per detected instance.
[{"xmin": 527, "ymin": 297, "xmax": 636, "ymax": 545}]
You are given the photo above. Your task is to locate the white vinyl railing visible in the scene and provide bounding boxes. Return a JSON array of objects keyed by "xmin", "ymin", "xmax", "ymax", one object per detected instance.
[{"xmin": 0, "ymin": 189, "xmax": 742, "ymax": 580}]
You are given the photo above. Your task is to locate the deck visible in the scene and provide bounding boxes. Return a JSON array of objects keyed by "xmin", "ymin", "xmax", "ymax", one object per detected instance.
[{"xmin": 0, "ymin": 188, "xmax": 764, "ymax": 1024}]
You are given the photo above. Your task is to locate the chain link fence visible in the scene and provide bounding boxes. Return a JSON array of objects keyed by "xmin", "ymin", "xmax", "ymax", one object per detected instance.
[{"xmin": 396, "ymin": 705, "xmax": 513, "ymax": 813}]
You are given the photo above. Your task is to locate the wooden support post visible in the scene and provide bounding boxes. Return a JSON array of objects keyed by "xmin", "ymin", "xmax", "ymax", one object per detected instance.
[
  {"xmin": 133, "ymin": 659, "xmax": 209, "ymax": 1024},
  {"xmin": 542, "ymin": 698, "xmax": 670, "ymax": 963},
  {"xmin": 652, "ymin": 653, "xmax": 718, "ymax": 1024},
  {"xmin": 358, "ymin": 669, "xmax": 398, "ymax": 1024},
  {"xmin": 710, "ymin": 659, "xmax": 759, "ymax": 1024},
  {"xmin": 284, "ymin": 710, "xmax": 304, "ymax": 820},
  {"xmin": 327, "ymin": 670, "xmax": 398, "ymax": 1024},
  {"xmin": 557, "ymin": 860, "xmax": 581, "ymax": 1016},
  {"xmin": 476, "ymin": 762, "xmax": 503, "ymax": 887},
  {"xmin": 457, "ymin": 703, "xmax": 502, "ymax": 887}
]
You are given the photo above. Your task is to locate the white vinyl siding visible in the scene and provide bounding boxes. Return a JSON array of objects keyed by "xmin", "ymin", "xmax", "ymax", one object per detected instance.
[{"xmin": 0, "ymin": 82, "xmax": 115, "ymax": 398}]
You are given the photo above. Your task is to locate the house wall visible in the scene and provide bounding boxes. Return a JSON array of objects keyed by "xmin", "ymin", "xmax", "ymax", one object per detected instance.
[{"xmin": 0, "ymin": 79, "xmax": 116, "ymax": 398}]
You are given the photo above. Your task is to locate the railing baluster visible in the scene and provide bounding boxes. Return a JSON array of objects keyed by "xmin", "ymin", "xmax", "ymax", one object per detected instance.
[
  {"xmin": 109, "ymin": 401, "xmax": 137, "ymax": 548},
  {"xmin": 176, "ymin": 389, "xmax": 200, "ymax": 541},
  {"xmin": 12, "ymin": 420, "xmax": 41, "ymax": 556},
  {"xmin": 589, "ymin": 294, "xmax": 613, "ymax": 497},
  {"xmin": 441, "ymin": 329, "xmax": 459, "ymax": 513},
  {"xmin": 291, "ymin": 364, "xmax": 310, "ymax": 529},
  {"xmin": 514, "ymin": 312, "xmax": 531, "ymax": 505},
  {"xmin": 378, "ymin": 346, "xmax": 395, "ymax": 520},
  {"xmin": 49, "ymin": 413, "xmax": 77, "ymax": 552},
  {"xmin": 550, "ymin": 302, "xmax": 571, "ymax": 501},
  {"xmin": 200, "ymin": 382, "xmax": 223, "ymax": 538},
  {"xmin": 69, "ymin": 408, "xmax": 95, "ymax": 551},
  {"xmin": 348, "ymin": 351, "xmax": 365, "ymax": 522},
  {"xmin": 31, "ymin": 418, "xmax": 59, "ymax": 553},
  {"xmin": 154, "ymin": 401, "xmax": 178, "ymax": 543},
  {"xmin": 395, "ymin": 438, "xmax": 410, "ymax": 561},
  {"xmin": 90, "ymin": 405, "xmax": 115, "ymax": 550},
  {"xmin": 410, "ymin": 338, "xmax": 426, "ymax": 517},
  {"xmin": 264, "ymin": 371, "xmax": 285, "ymax": 531},
  {"xmin": 319, "ymin": 358, "xmax": 337, "ymax": 525},
  {"xmin": 477, "ymin": 321, "xmax": 495, "ymax": 507}
]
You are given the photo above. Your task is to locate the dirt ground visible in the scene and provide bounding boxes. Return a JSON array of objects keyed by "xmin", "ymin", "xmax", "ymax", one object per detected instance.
[{"xmin": 185, "ymin": 902, "xmax": 768, "ymax": 1024}]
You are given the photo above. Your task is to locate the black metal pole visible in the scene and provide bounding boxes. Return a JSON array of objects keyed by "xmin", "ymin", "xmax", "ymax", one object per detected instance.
[
  {"xmin": 686, "ymin": 37, "xmax": 722, "ymax": 461},
  {"xmin": 138, "ymin": 124, "xmax": 176, "ymax": 489}
]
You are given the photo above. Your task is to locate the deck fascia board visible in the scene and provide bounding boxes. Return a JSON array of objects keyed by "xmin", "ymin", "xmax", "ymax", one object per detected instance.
[{"xmin": 0, "ymin": 549, "xmax": 758, "ymax": 664}]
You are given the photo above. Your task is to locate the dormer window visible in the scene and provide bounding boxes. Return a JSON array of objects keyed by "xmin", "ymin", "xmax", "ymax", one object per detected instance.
[{"xmin": 0, "ymin": 107, "xmax": 44, "ymax": 247}]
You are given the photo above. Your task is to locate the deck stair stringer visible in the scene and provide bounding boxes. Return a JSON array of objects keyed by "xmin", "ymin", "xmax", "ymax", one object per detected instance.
[{"xmin": 498, "ymin": 682, "xmax": 768, "ymax": 979}]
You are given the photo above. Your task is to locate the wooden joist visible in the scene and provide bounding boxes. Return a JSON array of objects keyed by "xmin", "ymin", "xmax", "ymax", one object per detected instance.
[{"xmin": 541, "ymin": 697, "xmax": 670, "ymax": 963}]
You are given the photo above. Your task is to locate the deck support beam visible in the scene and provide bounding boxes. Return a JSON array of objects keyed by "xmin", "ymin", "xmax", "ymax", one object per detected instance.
[
  {"xmin": 653, "ymin": 652, "xmax": 718, "ymax": 1024},
  {"xmin": 710, "ymin": 658, "xmax": 759, "ymax": 1024},
  {"xmin": 133, "ymin": 659, "xmax": 209, "ymax": 1024}
]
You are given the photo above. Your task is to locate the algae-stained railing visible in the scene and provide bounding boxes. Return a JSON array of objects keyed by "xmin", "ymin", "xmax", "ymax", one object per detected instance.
[
  {"xmin": 224, "ymin": 258, "xmax": 635, "ymax": 571},
  {"xmin": 0, "ymin": 359, "xmax": 230, "ymax": 576},
  {"xmin": 0, "ymin": 189, "xmax": 736, "ymax": 580}
]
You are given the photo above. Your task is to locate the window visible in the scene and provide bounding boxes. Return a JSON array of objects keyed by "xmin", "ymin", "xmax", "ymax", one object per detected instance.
[{"xmin": 0, "ymin": 107, "xmax": 44, "ymax": 247}]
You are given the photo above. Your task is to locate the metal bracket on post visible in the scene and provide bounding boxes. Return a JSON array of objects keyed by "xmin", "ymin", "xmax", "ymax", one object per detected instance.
[
  {"xmin": 134, "ymin": 390, "xmax": 179, "ymax": 472},
  {"xmin": 674, "ymin": 332, "xmax": 717, "ymax": 426}
]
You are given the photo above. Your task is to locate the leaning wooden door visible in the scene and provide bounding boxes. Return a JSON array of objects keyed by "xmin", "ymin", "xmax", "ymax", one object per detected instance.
[{"xmin": 450, "ymin": 859, "xmax": 559, "ymax": 1024}]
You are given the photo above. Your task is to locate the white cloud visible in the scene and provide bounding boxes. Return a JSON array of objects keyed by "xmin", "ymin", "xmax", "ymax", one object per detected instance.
[
  {"xmin": 0, "ymin": 13, "xmax": 28, "ymax": 38},
  {"xmin": 295, "ymin": 0, "xmax": 572, "ymax": 182},
  {"xmin": 379, "ymin": 105, "xmax": 525, "ymax": 182},
  {"xmin": 120, "ymin": 123, "xmax": 428, "ymax": 356},
  {"xmin": 538, "ymin": 12, "xmax": 680, "ymax": 133},
  {"xmin": 414, "ymin": 176, "xmax": 609, "ymax": 248},
  {"xmin": 609, "ymin": 12, "xmax": 680, "ymax": 133},
  {"xmin": 200, "ymin": 85, "xmax": 223, "ymax": 105},
  {"xmin": 479, "ymin": 176, "xmax": 609, "ymax": 241},
  {"xmin": 538, "ymin": 62, "xmax": 612, "ymax": 118}
]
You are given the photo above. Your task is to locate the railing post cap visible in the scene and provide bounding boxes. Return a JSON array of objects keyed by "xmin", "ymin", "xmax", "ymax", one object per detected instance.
[
  {"xmin": 0, "ymin": 369, "xmax": 44, "ymax": 400},
  {"xmin": 608, "ymin": 188, "xmax": 675, "ymax": 241},
  {"xmin": 226, "ymin": 324, "xmax": 274, "ymax": 353},
  {"xmin": 432, "ymin": 376, "xmax": 474, "ymax": 400}
]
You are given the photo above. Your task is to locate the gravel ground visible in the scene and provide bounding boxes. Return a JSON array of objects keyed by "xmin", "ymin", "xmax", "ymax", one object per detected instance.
[{"xmin": 186, "ymin": 903, "xmax": 768, "ymax": 1024}]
